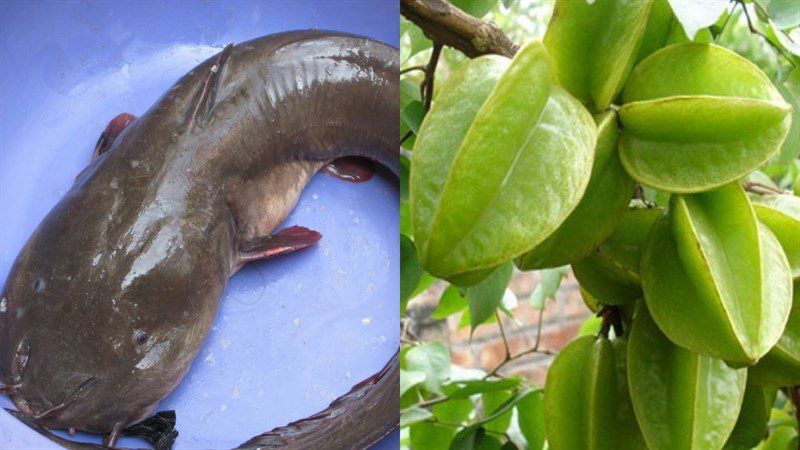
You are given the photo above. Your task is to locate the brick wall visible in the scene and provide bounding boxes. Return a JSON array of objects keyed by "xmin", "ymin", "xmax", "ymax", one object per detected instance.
[{"xmin": 406, "ymin": 269, "xmax": 592, "ymax": 386}]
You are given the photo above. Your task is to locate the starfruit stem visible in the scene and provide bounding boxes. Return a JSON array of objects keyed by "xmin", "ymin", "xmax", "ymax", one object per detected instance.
[
  {"xmin": 598, "ymin": 306, "xmax": 624, "ymax": 339},
  {"xmin": 421, "ymin": 42, "xmax": 443, "ymax": 112}
]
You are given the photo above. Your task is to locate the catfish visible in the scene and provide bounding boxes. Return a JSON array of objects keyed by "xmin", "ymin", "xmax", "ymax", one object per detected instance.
[{"xmin": 0, "ymin": 30, "xmax": 399, "ymax": 448}]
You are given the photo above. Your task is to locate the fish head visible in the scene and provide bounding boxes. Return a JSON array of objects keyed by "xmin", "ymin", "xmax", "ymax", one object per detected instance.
[{"xmin": 0, "ymin": 184, "xmax": 230, "ymax": 432}]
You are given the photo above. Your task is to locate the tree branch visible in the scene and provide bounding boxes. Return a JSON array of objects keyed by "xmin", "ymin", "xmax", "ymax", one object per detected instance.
[{"xmin": 401, "ymin": 0, "xmax": 518, "ymax": 59}]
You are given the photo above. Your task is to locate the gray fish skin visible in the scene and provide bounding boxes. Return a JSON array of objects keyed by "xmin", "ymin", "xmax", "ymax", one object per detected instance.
[{"xmin": 0, "ymin": 30, "xmax": 398, "ymax": 445}]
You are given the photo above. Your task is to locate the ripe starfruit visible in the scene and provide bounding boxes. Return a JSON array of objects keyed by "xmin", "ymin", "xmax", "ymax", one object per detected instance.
[
  {"xmin": 748, "ymin": 281, "xmax": 800, "ymax": 387},
  {"xmin": 412, "ymin": 41, "xmax": 596, "ymax": 285},
  {"xmin": 641, "ymin": 183, "xmax": 793, "ymax": 365},
  {"xmin": 516, "ymin": 111, "xmax": 635, "ymax": 270},
  {"xmin": 545, "ymin": 335, "xmax": 645, "ymax": 450},
  {"xmin": 619, "ymin": 44, "xmax": 792, "ymax": 193},
  {"xmin": 571, "ymin": 207, "xmax": 662, "ymax": 305},
  {"xmin": 628, "ymin": 307, "xmax": 747, "ymax": 450},
  {"xmin": 544, "ymin": 0, "xmax": 654, "ymax": 110}
]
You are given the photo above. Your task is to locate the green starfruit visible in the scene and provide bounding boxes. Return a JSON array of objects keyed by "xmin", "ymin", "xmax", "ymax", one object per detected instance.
[
  {"xmin": 544, "ymin": 0, "xmax": 653, "ymax": 110},
  {"xmin": 641, "ymin": 183, "xmax": 793, "ymax": 365},
  {"xmin": 725, "ymin": 383, "xmax": 777, "ymax": 449},
  {"xmin": 411, "ymin": 55, "xmax": 511, "ymax": 286},
  {"xmin": 571, "ymin": 207, "xmax": 662, "ymax": 305},
  {"xmin": 545, "ymin": 335, "xmax": 645, "ymax": 450},
  {"xmin": 516, "ymin": 111, "xmax": 635, "ymax": 270},
  {"xmin": 628, "ymin": 307, "xmax": 747, "ymax": 450},
  {"xmin": 413, "ymin": 41, "xmax": 596, "ymax": 285},
  {"xmin": 751, "ymin": 193, "xmax": 800, "ymax": 279},
  {"xmin": 748, "ymin": 281, "xmax": 800, "ymax": 387},
  {"xmin": 619, "ymin": 43, "xmax": 792, "ymax": 193}
]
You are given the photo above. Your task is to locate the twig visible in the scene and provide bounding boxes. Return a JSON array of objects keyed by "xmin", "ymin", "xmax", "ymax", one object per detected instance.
[
  {"xmin": 743, "ymin": 181, "xmax": 786, "ymax": 195},
  {"xmin": 401, "ymin": 0, "xmax": 518, "ymax": 58},
  {"xmin": 484, "ymin": 310, "xmax": 555, "ymax": 379},
  {"xmin": 496, "ymin": 311, "xmax": 512, "ymax": 363},
  {"xmin": 738, "ymin": 0, "xmax": 797, "ymax": 67},
  {"xmin": 422, "ymin": 43, "xmax": 443, "ymax": 111},
  {"xmin": 400, "ymin": 130, "xmax": 415, "ymax": 145},
  {"xmin": 401, "ymin": 65, "xmax": 427, "ymax": 75}
]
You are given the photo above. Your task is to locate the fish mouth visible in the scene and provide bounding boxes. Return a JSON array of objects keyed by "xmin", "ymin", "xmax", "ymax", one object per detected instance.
[{"xmin": 9, "ymin": 376, "xmax": 98, "ymax": 428}]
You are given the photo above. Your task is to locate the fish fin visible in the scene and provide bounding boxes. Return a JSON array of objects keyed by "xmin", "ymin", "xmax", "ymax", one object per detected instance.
[
  {"xmin": 92, "ymin": 113, "xmax": 137, "ymax": 161},
  {"xmin": 322, "ymin": 157, "xmax": 375, "ymax": 183},
  {"xmin": 4, "ymin": 408, "xmax": 107, "ymax": 449},
  {"xmin": 103, "ymin": 421, "xmax": 125, "ymax": 448},
  {"xmin": 121, "ymin": 410, "xmax": 179, "ymax": 450},
  {"xmin": 185, "ymin": 43, "xmax": 234, "ymax": 130},
  {"xmin": 0, "ymin": 383, "xmax": 21, "ymax": 394},
  {"xmin": 238, "ymin": 226, "xmax": 322, "ymax": 265}
]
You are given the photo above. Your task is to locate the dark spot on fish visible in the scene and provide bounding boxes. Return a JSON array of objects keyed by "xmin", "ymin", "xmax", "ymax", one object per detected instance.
[
  {"xmin": 33, "ymin": 278, "xmax": 45, "ymax": 293},
  {"xmin": 133, "ymin": 330, "xmax": 149, "ymax": 345}
]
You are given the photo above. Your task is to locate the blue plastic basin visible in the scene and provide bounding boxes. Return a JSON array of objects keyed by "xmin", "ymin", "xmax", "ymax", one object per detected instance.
[{"xmin": 0, "ymin": 1, "xmax": 399, "ymax": 448}]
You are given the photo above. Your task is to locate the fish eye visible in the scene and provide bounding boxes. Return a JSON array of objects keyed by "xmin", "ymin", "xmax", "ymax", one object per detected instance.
[
  {"xmin": 32, "ymin": 278, "xmax": 45, "ymax": 293},
  {"xmin": 133, "ymin": 330, "xmax": 149, "ymax": 345}
]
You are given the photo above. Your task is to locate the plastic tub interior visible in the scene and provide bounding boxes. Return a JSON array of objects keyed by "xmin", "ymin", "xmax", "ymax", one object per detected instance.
[{"xmin": 0, "ymin": 1, "xmax": 399, "ymax": 448}]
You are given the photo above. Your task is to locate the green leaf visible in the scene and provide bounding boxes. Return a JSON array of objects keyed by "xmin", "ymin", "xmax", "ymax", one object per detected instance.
[
  {"xmin": 432, "ymin": 285, "xmax": 469, "ymax": 319},
  {"xmin": 411, "ymin": 422, "xmax": 457, "ymax": 449},
  {"xmin": 401, "ymin": 201, "xmax": 413, "ymax": 238},
  {"xmin": 410, "ymin": 272, "xmax": 437, "ymax": 299},
  {"xmin": 483, "ymin": 388, "xmax": 534, "ymax": 421},
  {"xmin": 434, "ymin": 398, "xmax": 474, "ymax": 424},
  {"xmin": 578, "ymin": 315, "xmax": 603, "ymax": 336},
  {"xmin": 482, "ymin": 390, "xmax": 514, "ymax": 434},
  {"xmin": 769, "ymin": 21, "xmax": 800, "ymax": 56},
  {"xmin": 453, "ymin": 387, "xmax": 534, "ymax": 448},
  {"xmin": 405, "ymin": 341, "xmax": 452, "ymax": 395},
  {"xmin": 769, "ymin": 0, "xmax": 800, "ymax": 30},
  {"xmin": 777, "ymin": 68, "xmax": 800, "ymax": 163},
  {"xmin": 668, "ymin": 0, "xmax": 728, "ymax": 39},
  {"xmin": 401, "ymin": 407, "xmax": 433, "ymax": 427},
  {"xmin": 400, "ymin": 154, "xmax": 410, "ymax": 202},
  {"xmin": 516, "ymin": 390, "xmax": 545, "ymax": 450},
  {"xmin": 401, "ymin": 235, "xmax": 423, "ymax": 314},
  {"xmin": 530, "ymin": 266, "xmax": 568, "ymax": 310},
  {"xmin": 450, "ymin": 427, "xmax": 503, "ymax": 450},
  {"xmin": 400, "ymin": 369, "xmax": 427, "ymax": 397},
  {"xmin": 401, "ymin": 100, "xmax": 425, "ymax": 136},
  {"xmin": 442, "ymin": 377, "xmax": 523, "ymax": 399},
  {"xmin": 759, "ymin": 425, "xmax": 798, "ymax": 450},
  {"xmin": 467, "ymin": 262, "xmax": 514, "ymax": 332},
  {"xmin": 402, "ymin": 18, "xmax": 432, "ymax": 60},
  {"xmin": 451, "ymin": 0, "xmax": 496, "ymax": 17},
  {"xmin": 401, "ymin": 77, "xmax": 421, "ymax": 108},
  {"xmin": 414, "ymin": 41, "xmax": 596, "ymax": 284}
]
